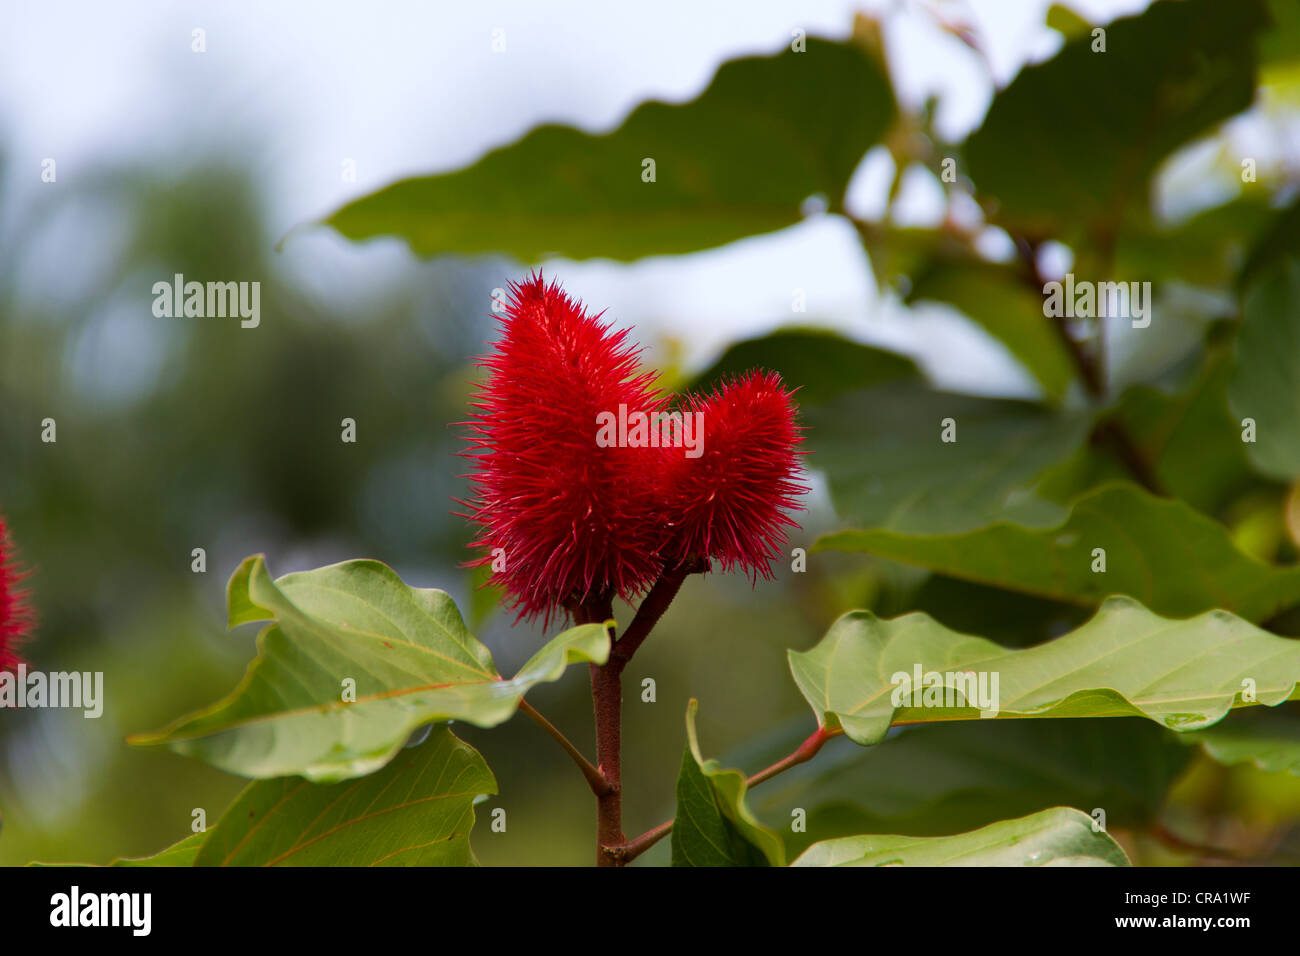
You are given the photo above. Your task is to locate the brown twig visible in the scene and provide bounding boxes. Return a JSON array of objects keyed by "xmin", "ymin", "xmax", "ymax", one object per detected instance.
[
  {"xmin": 746, "ymin": 725, "xmax": 836, "ymax": 787},
  {"xmin": 1014, "ymin": 237, "xmax": 1105, "ymax": 396},
  {"xmin": 572, "ymin": 558, "xmax": 708, "ymax": 866},
  {"xmin": 570, "ymin": 593, "xmax": 623, "ymax": 866},
  {"xmin": 518, "ymin": 699, "xmax": 611, "ymax": 797},
  {"xmin": 611, "ymin": 819, "xmax": 673, "ymax": 865}
]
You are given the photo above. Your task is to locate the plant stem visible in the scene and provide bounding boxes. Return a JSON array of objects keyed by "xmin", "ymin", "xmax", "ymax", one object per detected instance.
[
  {"xmin": 1014, "ymin": 237, "xmax": 1105, "ymax": 396},
  {"xmin": 572, "ymin": 594, "xmax": 623, "ymax": 866},
  {"xmin": 745, "ymin": 724, "xmax": 835, "ymax": 787},
  {"xmin": 589, "ymin": 660, "xmax": 624, "ymax": 864},
  {"xmin": 518, "ymin": 699, "xmax": 611, "ymax": 797},
  {"xmin": 614, "ymin": 819, "xmax": 674, "ymax": 864},
  {"xmin": 617, "ymin": 724, "xmax": 841, "ymax": 864},
  {"xmin": 574, "ymin": 559, "xmax": 707, "ymax": 867}
]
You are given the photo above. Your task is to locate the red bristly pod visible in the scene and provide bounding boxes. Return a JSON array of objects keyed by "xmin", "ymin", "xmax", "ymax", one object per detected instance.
[{"xmin": 660, "ymin": 369, "xmax": 808, "ymax": 578}]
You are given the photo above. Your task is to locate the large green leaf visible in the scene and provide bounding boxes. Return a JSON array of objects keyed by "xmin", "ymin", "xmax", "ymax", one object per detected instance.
[
  {"xmin": 194, "ymin": 726, "xmax": 495, "ymax": 866},
  {"xmin": 816, "ymin": 482, "xmax": 1300, "ymax": 621},
  {"xmin": 1187, "ymin": 704, "xmax": 1300, "ymax": 775},
  {"xmin": 130, "ymin": 555, "xmax": 610, "ymax": 782},
  {"xmin": 906, "ymin": 261, "xmax": 1076, "ymax": 402},
  {"xmin": 319, "ymin": 39, "xmax": 894, "ymax": 261},
  {"xmin": 112, "ymin": 833, "xmax": 205, "ymax": 867},
  {"xmin": 965, "ymin": 0, "xmax": 1265, "ymax": 239},
  {"xmin": 791, "ymin": 807, "xmax": 1130, "ymax": 866},
  {"xmin": 688, "ymin": 328, "xmax": 919, "ymax": 406},
  {"xmin": 788, "ymin": 594, "xmax": 1300, "ymax": 748},
  {"xmin": 671, "ymin": 700, "xmax": 784, "ymax": 867},
  {"xmin": 744, "ymin": 718, "xmax": 1191, "ymax": 856},
  {"xmin": 1228, "ymin": 257, "xmax": 1300, "ymax": 482},
  {"xmin": 807, "ymin": 382, "xmax": 1091, "ymax": 534}
]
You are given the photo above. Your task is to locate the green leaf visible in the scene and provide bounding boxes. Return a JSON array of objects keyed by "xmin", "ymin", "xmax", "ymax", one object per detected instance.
[
  {"xmin": 319, "ymin": 39, "xmax": 894, "ymax": 262},
  {"xmin": 112, "ymin": 833, "xmax": 205, "ymax": 867},
  {"xmin": 816, "ymin": 482, "xmax": 1300, "ymax": 621},
  {"xmin": 906, "ymin": 261, "xmax": 1077, "ymax": 402},
  {"xmin": 130, "ymin": 555, "xmax": 610, "ymax": 782},
  {"xmin": 1228, "ymin": 257, "xmax": 1300, "ymax": 482},
  {"xmin": 746, "ymin": 718, "xmax": 1191, "ymax": 856},
  {"xmin": 671, "ymin": 699, "xmax": 784, "ymax": 867},
  {"xmin": 28, "ymin": 833, "xmax": 207, "ymax": 868},
  {"xmin": 194, "ymin": 726, "xmax": 495, "ymax": 866},
  {"xmin": 788, "ymin": 595, "xmax": 1300, "ymax": 748},
  {"xmin": 687, "ymin": 328, "xmax": 919, "ymax": 406},
  {"xmin": 807, "ymin": 381, "xmax": 1091, "ymax": 534},
  {"xmin": 791, "ymin": 807, "xmax": 1130, "ymax": 866},
  {"xmin": 965, "ymin": 0, "xmax": 1265, "ymax": 239},
  {"xmin": 1186, "ymin": 704, "xmax": 1300, "ymax": 775}
]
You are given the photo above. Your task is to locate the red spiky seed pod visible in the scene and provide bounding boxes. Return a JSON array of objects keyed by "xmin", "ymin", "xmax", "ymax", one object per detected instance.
[
  {"xmin": 661, "ymin": 370, "xmax": 807, "ymax": 578},
  {"xmin": 460, "ymin": 274, "xmax": 668, "ymax": 624},
  {"xmin": 0, "ymin": 514, "xmax": 33, "ymax": 674}
]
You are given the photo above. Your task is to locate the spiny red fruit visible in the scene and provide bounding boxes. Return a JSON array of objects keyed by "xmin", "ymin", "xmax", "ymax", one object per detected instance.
[
  {"xmin": 461, "ymin": 274, "xmax": 667, "ymax": 623},
  {"xmin": 661, "ymin": 370, "xmax": 807, "ymax": 578},
  {"xmin": 0, "ymin": 515, "xmax": 33, "ymax": 674}
]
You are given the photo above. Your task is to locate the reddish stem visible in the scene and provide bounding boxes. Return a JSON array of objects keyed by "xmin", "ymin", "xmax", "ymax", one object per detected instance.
[
  {"xmin": 573, "ymin": 559, "xmax": 707, "ymax": 867},
  {"xmin": 572, "ymin": 594, "xmax": 623, "ymax": 866},
  {"xmin": 746, "ymin": 724, "xmax": 835, "ymax": 787},
  {"xmin": 614, "ymin": 819, "xmax": 673, "ymax": 864},
  {"xmin": 518, "ymin": 699, "xmax": 611, "ymax": 797}
]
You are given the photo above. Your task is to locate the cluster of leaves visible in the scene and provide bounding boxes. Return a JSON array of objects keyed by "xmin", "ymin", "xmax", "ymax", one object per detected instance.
[{"xmin": 55, "ymin": 0, "xmax": 1300, "ymax": 866}]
